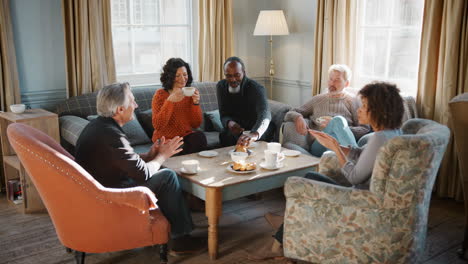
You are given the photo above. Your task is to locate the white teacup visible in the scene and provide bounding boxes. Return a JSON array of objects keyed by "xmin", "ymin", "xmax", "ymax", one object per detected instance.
[
  {"xmin": 182, "ymin": 87, "xmax": 196, "ymax": 96},
  {"xmin": 267, "ymin": 142, "xmax": 282, "ymax": 153},
  {"xmin": 231, "ymin": 152, "xmax": 248, "ymax": 163},
  {"xmin": 243, "ymin": 130, "xmax": 251, "ymax": 135},
  {"xmin": 264, "ymin": 150, "xmax": 284, "ymax": 168},
  {"xmin": 181, "ymin": 160, "xmax": 199, "ymax": 174}
]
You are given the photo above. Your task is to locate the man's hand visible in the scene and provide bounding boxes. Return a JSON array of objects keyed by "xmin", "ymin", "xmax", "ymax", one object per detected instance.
[
  {"xmin": 228, "ymin": 120, "xmax": 244, "ymax": 136},
  {"xmin": 167, "ymin": 89, "xmax": 184, "ymax": 102},
  {"xmin": 192, "ymin": 89, "xmax": 200, "ymax": 104},
  {"xmin": 157, "ymin": 136, "xmax": 184, "ymax": 160},
  {"xmin": 237, "ymin": 131, "xmax": 259, "ymax": 146},
  {"xmin": 295, "ymin": 116, "xmax": 308, "ymax": 136},
  {"xmin": 140, "ymin": 137, "xmax": 165, "ymax": 161}
]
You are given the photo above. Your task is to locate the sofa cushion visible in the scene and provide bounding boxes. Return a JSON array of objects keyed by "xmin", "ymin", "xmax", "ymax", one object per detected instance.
[
  {"xmin": 59, "ymin": 115, "xmax": 90, "ymax": 146},
  {"xmin": 204, "ymin": 131, "xmax": 221, "ymax": 149},
  {"xmin": 204, "ymin": 110, "xmax": 223, "ymax": 132},
  {"xmin": 136, "ymin": 109, "xmax": 154, "ymax": 138},
  {"xmin": 87, "ymin": 115, "xmax": 151, "ymax": 145}
]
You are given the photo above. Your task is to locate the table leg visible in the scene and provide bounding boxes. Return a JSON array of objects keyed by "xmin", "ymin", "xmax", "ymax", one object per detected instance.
[{"xmin": 205, "ymin": 187, "xmax": 222, "ymax": 260}]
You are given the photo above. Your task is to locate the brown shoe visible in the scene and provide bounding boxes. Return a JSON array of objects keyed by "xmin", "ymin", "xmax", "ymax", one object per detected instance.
[
  {"xmin": 169, "ymin": 235, "xmax": 207, "ymax": 256},
  {"xmin": 265, "ymin": 212, "xmax": 283, "ymax": 230}
]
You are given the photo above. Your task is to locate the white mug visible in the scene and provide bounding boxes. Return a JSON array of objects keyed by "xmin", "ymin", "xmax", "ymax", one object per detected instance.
[
  {"xmin": 267, "ymin": 142, "xmax": 282, "ymax": 153},
  {"xmin": 181, "ymin": 160, "xmax": 199, "ymax": 174},
  {"xmin": 182, "ymin": 87, "xmax": 196, "ymax": 96},
  {"xmin": 264, "ymin": 150, "xmax": 283, "ymax": 168}
]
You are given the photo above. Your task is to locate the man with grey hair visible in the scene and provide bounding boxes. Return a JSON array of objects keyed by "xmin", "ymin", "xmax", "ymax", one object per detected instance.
[
  {"xmin": 282, "ymin": 64, "xmax": 370, "ymax": 157},
  {"xmin": 75, "ymin": 82, "xmax": 204, "ymax": 255}
]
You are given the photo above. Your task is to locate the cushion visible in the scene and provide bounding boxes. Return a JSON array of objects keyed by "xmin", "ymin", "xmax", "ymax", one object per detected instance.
[
  {"xmin": 204, "ymin": 110, "xmax": 223, "ymax": 132},
  {"xmin": 59, "ymin": 115, "xmax": 90, "ymax": 146},
  {"xmin": 87, "ymin": 115, "xmax": 151, "ymax": 145},
  {"xmin": 136, "ymin": 109, "xmax": 154, "ymax": 138},
  {"xmin": 204, "ymin": 131, "xmax": 221, "ymax": 149}
]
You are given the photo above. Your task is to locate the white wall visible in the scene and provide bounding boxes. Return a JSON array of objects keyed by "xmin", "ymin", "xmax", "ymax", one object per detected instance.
[
  {"xmin": 10, "ymin": 0, "xmax": 67, "ymax": 110},
  {"xmin": 232, "ymin": 0, "xmax": 268, "ymax": 79},
  {"xmin": 232, "ymin": 0, "xmax": 317, "ymax": 107}
]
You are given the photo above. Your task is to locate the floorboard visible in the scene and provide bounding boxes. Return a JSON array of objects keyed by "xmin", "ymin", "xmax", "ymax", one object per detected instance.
[{"xmin": 0, "ymin": 190, "xmax": 465, "ymax": 264}]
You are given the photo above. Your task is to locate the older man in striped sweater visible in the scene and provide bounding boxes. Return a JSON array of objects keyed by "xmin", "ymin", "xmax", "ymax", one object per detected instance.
[{"xmin": 282, "ymin": 64, "xmax": 370, "ymax": 157}]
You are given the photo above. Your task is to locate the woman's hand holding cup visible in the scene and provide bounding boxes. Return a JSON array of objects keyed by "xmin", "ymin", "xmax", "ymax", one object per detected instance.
[{"xmin": 191, "ymin": 89, "xmax": 200, "ymax": 104}]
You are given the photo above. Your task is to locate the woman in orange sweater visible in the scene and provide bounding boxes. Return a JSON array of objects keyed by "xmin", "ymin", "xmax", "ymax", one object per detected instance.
[{"xmin": 152, "ymin": 58, "xmax": 207, "ymax": 154}]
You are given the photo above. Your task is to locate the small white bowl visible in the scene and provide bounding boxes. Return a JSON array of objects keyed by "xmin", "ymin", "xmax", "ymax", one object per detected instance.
[
  {"xmin": 10, "ymin": 104, "xmax": 26, "ymax": 114},
  {"xmin": 231, "ymin": 152, "xmax": 248, "ymax": 162}
]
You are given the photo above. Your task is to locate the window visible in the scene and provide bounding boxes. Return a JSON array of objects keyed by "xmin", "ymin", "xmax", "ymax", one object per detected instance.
[
  {"xmin": 111, "ymin": 0, "xmax": 194, "ymax": 86},
  {"xmin": 354, "ymin": 0, "xmax": 424, "ymax": 97}
]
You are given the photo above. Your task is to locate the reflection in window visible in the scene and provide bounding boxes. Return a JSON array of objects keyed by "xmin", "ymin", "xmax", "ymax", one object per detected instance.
[
  {"xmin": 111, "ymin": 0, "xmax": 192, "ymax": 86},
  {"xmin": 355, "ymin": 0, "xmax": 424, "ymax": 97}
]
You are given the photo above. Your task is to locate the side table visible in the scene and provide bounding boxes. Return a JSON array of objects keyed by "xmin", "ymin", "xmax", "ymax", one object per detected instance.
[{"xmin": 0, "ymin": 109, "xmax": 59, "ymax": 213}]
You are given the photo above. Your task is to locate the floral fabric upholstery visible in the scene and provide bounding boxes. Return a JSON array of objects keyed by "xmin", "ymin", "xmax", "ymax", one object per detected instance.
[{"xmin": 283, "ymin": 119, "xmax": 450, "ymax": 263}]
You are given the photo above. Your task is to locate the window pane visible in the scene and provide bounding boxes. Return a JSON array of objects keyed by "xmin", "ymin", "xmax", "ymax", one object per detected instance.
[
  {"xmin": 133, "ymin": 27, "xmax": 161, "ymax": 73},
  {"xmin": 361, "ymin": 29, "xmax": 388, "ymax": 77},
  {"xmin": 111, "ymin": 0, "xmax": 128, "ymax": 24},
  {"xmin": 111, "ymin": 0, "xmax": 192, "ymax": 85},
  {"xmin": 392, "ymin": 0, "xmax": 424, "ymax": 26},
  {"xmin": 160, "ymin": 27, "xmax": 190, "ymax": 64},
  {"xmin": 364, "ymin": 0, "xmax": 392, "ymax": 26},
  {"xmin": 388, "ymin": 29, "xmax": 420, "ymax": 79},
  {"xmin": 160, "ymin": 0, "xmax": 188, "ymax": 24},
  {"xmin": 113, "ymin": 27, "xmax": 132, "ymax": 74},
  {"xmin": 133, "ymin": 0, "xmax": 160, "ymax": 25}
]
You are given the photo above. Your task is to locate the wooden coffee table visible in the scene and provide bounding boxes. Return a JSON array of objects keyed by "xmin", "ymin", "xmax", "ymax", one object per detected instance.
[{"xmin": 163, "ymin": 141, "xmax": 320, "ymax": 260}]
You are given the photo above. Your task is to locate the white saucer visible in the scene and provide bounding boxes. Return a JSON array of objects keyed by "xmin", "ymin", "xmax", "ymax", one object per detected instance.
[
  {"xmin": 228, "ymin": 149, "xmax": 254, "ymax": 156},
  {"xmin": 198, "ymin": 150, "xmax": 218, "ymax": 158},
  {"xmin": 282, "ymin": 150, "xmax": 301, "ymax": 157},
  {"xmin": 259, "ymin": 162, "xmax": 284, "ymax": 170},
  {"xmin": 180, "ymin": 167, "xmax": 199, "ymax": 175}
]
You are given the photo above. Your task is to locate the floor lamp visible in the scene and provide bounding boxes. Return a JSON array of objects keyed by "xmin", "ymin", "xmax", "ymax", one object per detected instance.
[{"xmin": 253, "ymin": 10, "xmax": 289, "ymax": 99}]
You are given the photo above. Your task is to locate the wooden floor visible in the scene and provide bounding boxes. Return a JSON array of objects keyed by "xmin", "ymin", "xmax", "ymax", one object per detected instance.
[{"xmin": 0, "ymin": 190, "xmax": 466, "ymax": 264}]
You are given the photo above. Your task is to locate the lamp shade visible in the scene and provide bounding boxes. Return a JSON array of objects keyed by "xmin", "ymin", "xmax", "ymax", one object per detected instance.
[{"xmin": 253, "ymin": 10, "xmax": 289, "ymax": 36}]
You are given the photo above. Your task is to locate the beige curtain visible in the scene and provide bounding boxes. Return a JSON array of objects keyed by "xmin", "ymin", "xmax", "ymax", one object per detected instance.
[
  {"xmin": 0, "ymin": 0, "xmax": 21, "ymax": 111},
  {"xmin": 198, "ymin": 0, "xmax": 233, "ymax": 82},
  {"xmin": 62, "ymin": 0, "xmax": 116, "ymax": 97},
  {"xmin": 312, "ymin": 0, "xmax": 357, "ymax": 95},
  {"xmin": 417, "ymin": 0, "xmax": 468, "ymax": 200}
]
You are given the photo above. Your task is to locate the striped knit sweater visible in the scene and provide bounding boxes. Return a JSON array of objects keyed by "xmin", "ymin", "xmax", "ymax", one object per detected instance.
[
  {"xmin": 284, "ymin": 93, "xmax": 369, "ymax": 139},
  {"xmin": 151, "ymin": 89, "xmax": 203, "ymax": 142}
]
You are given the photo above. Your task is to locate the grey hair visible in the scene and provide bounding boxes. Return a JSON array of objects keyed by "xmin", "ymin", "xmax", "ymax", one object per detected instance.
[
  {"xmin": 97, "ymin": 82, "xmax": 131, "ymax": 117},
  {"xmin": 328, "ymin": 64, "xmax": 352, "ymax": 82}
]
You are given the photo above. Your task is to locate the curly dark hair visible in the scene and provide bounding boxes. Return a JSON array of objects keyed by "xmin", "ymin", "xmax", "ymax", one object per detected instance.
[
  {"xmin": 358, "ymin": 82, "xmax": 404, "ymax": 130},
  {"xmin": 160, "ymin": 58, "xmax": 193, "ymax": 91}
]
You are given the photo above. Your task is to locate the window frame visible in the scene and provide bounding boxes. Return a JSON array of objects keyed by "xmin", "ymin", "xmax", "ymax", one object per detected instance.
[
  {"xmin": 111, "ymin": 0, "xmax": 198, "ymax": 87},
  {"xmin": 354, "ymin": 0, "xmax": 424, "ymax": 97}
]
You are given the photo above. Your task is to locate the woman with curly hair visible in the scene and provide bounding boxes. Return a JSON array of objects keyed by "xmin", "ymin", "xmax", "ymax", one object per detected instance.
[
  {"xmin": 307, "ymin": 81, "xmax": 405, "ymax": 188},
  {"xmin": 152, "ymin": 58, "xmax": 207, "ymax": 155},
  {"xmin": 255, "ymin": 81, "xmax": 405, "ymax": 261}
]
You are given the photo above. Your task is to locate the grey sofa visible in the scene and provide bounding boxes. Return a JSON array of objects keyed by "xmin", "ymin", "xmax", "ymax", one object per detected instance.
[{"xmin": 55, "ymin": 82, "xmax": 292, "ymax": 155}]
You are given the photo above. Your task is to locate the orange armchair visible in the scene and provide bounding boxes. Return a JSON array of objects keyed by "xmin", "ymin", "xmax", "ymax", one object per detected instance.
[{"xmin": 7, "ymin": 123, "xmax": 171, "ymax": 264}]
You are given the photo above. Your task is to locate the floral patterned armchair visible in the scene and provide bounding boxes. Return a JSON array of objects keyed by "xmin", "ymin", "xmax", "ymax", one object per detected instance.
[{"xmin": 283, "ymin": 119, "xmax": 450, "ymax": 263}]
